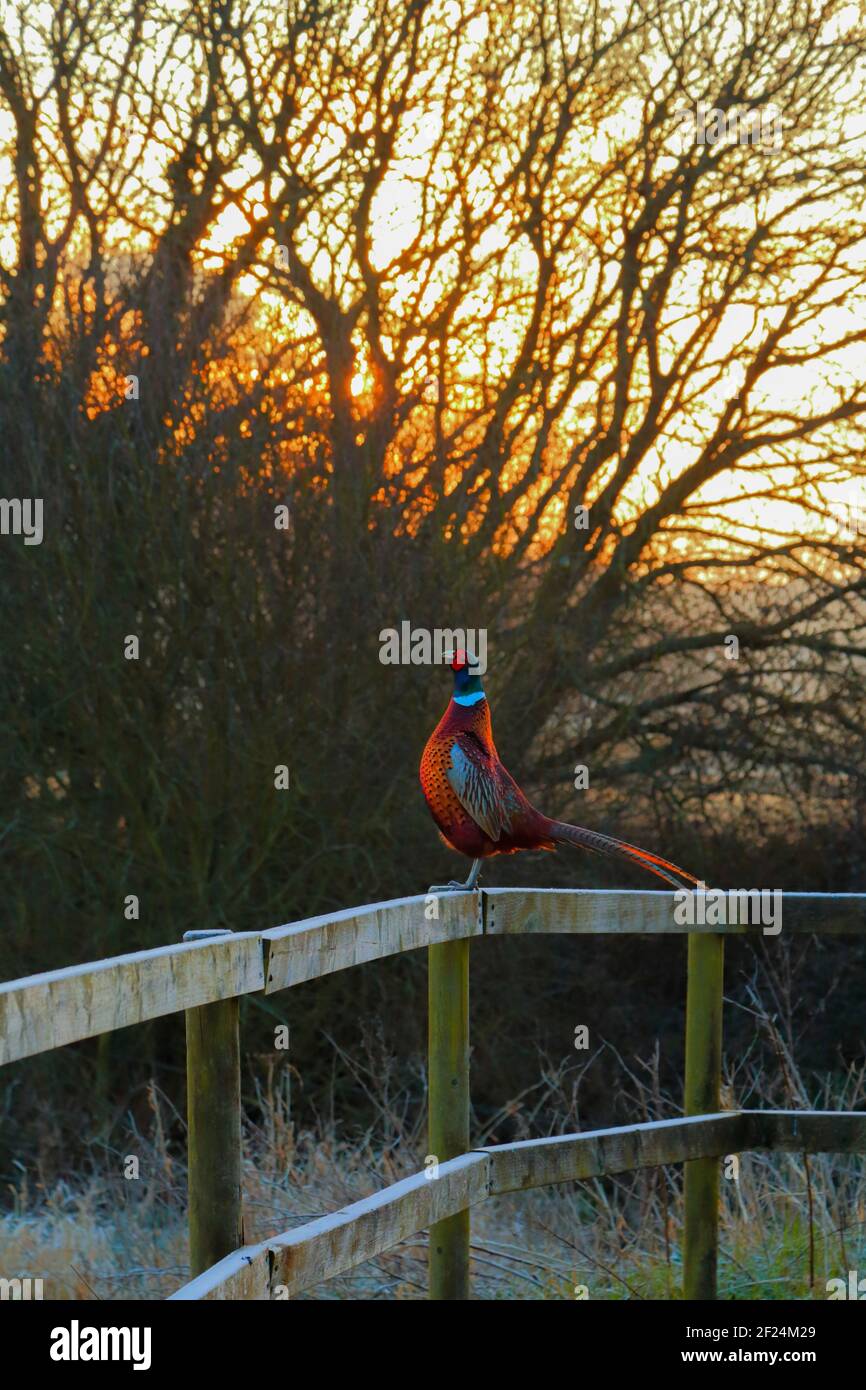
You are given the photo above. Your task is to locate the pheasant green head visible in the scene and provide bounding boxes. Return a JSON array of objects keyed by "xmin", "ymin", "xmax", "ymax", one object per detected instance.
[{"xmin": 449, "ymin": 649, "xmax": 485, "ymax": 705}]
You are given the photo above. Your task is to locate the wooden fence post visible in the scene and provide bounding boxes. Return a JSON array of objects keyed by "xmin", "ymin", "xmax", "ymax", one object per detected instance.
[
  {"xmin": 184, "ymin": 929, "xmax": 243, "ymax": 1279},
  {"xmin": 428, "ymin": 935, "xmax": 471, "ymax": 1299},
  {"xmin": 682, "ymin": 930, "xmax": 725, "ymax": 1299}
]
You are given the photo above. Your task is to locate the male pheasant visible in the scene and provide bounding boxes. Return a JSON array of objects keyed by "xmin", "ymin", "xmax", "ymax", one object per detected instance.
[{"xmin": 420, "ymin": 650, "xmax": 698, "ymax": 892}]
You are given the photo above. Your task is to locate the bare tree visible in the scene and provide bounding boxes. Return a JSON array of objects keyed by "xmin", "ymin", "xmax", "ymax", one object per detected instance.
[{"xmin": 2, "ymin": 0, "xmax": 866, "ymax": 877}]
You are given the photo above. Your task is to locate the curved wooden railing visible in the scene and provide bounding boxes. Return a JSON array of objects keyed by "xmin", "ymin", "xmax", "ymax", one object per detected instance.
[{"xmin": 1, "ymin": 888, "xmax": 865, "ymax": 1300}]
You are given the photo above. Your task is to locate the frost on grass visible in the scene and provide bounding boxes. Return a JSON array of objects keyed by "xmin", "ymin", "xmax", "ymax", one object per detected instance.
[{"xmin": 2, "ymin": 1031, "xmax": 865, "ymax": 1301}]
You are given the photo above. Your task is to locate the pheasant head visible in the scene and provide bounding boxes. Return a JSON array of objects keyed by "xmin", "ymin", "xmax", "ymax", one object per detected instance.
[{"xmin": 448, "ymin": 648, "xmax": 485, "ymax": 706}]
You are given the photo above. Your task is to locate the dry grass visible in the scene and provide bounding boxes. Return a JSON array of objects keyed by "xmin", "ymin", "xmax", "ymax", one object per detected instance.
[{"xmin": 2, "ymin": 967, "xmax": 864, "ymax": 1301}]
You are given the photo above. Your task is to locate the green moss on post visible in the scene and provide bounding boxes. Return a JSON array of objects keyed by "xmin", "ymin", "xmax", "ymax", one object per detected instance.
[
  {"xmin": 428, "ymin": 936, "xmax": 470, "ymax": 1299},
  {"xmin": 185, "ymin": 993, "xmax": 243, "ymax": 1277},
  {"xmin": 683, "ymin": 931, "xmax": 725, "ymax": 1300}
]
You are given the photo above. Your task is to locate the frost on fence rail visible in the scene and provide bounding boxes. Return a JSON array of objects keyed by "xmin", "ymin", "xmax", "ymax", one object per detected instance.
[
  {"xmin": 0, "ymin": 894, "xmax": 479, "ymax": 1064},
  {"xmin": 482, "ymin": 888, "xmax": 866, "ymax": 936},
  {"xmin": 169, "ymin": 1111, "xmax": 866, "ymax": 1301},
  {"xmin": 0, "ymin": 892, "xmax": 864, "ymax": 1065},
  {"xmin": 0, "ymin": 933, "xmax": 265, "ymax": 1066},
  {"xmin": 261, "ymin": 891, "xmax": 481, "ymax": 990},
  {"xmin": 170, "ymin": 1152, "xmax": 491, "ymax": 1301}
]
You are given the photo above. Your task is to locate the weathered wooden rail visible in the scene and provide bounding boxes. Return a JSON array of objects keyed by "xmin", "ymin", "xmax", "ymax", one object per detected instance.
[
  {"xmin": 167, "ymin": 1110, "xmax": 866, "ymax": 1300},
  {"xmin": 1, "ymin": 888, "xmax": 864, "ymax": 1300}
]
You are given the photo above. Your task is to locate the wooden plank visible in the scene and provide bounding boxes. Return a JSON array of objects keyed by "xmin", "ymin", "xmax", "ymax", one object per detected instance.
[
  {"xmin": 168, "ymin": 1243, "xmax": 271, "ymax": 1301},
  {"xmin": 4, "ymin": 892, "xmax": 864, "ymax": 1067},
  {"xmin": 171, "ymin": 1154, "xmax": 490, "ymax": 1301},
  {"xmin": 0, "ymin": 933, "xmax": 265, "ymax": 1065},
  {"xmin": 683, "ymin": 933, "xmax": 725, "ymax": 1300},
  {"xmin": 478, "ymin": 1113, "xmax": 749, "ymax": 1194},
  {"xmin": 482, "ymin": 888, "xmax": 866, "ymax": 936},
  {"xmin": 4, "ymin": 892, "xmax": 864, "ymax": 1066},
  {"xmin": 263, "ymin": 893, "xmax": 481, "ymax": 993},
  {"xmin": 267, "ymin": 1153, "xmax": 490, "ymax": 1297},
  {"xmin": 173, "ymin": 1150, "xmax": 492, "ymax": 1301},
  {"xmin": 428, "ymin": 938, "xmax": 471, "ymax": 1299},
  {"xmin": 744, "ymin": 1109, "xmax": 866, "ymax": 1154},
  {"xmin": 483, "ymin": 888, "xmax": 679, "ymax": 935},
  {"xmin": 170, "ymin": 1109, "xmax": 866, "ymax": 1300}
]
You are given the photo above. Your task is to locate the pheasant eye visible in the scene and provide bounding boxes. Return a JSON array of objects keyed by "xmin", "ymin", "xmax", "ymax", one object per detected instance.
[{"xmin": 451, "ymin": 649, "xmax": 467, "ymax": 671}]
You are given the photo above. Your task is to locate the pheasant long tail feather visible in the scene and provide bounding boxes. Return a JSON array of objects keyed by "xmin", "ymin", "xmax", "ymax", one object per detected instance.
[{"xmin": 547, "ymin": 820, "xmax": 699, "ymax": 889}]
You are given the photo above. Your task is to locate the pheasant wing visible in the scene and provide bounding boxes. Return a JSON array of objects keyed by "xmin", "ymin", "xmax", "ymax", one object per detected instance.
[{"xmin": 446, "ymin": 737, "xmax": 515, "ymax": 843}]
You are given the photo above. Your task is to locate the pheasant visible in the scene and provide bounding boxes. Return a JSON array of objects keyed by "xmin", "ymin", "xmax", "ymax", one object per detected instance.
[{"xmin": 420, "ymin": 650, "xmax": 699, "ymax": 892}]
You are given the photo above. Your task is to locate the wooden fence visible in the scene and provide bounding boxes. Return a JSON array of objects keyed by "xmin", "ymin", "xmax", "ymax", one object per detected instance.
[{"xmin": 1, "ymin": 888, "xmax": 864, "ymax": 1300}]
